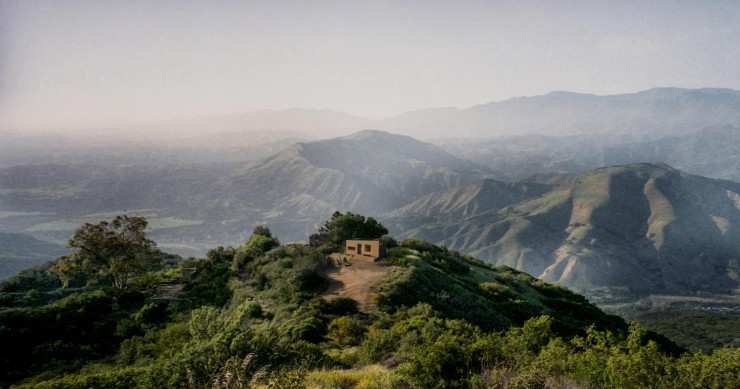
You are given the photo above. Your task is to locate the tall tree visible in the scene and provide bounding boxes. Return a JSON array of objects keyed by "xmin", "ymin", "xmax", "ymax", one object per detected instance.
[
  {"xmin": 50, "ymin": 215, "xmax": 158, "ymax": 288},
  {"xmin": 318, "ymin": 211, "xmax": 388, "ymax": 247},
  {"xmin": 243, "ymin": 226, "xmax": 280, "ymax": 252}
]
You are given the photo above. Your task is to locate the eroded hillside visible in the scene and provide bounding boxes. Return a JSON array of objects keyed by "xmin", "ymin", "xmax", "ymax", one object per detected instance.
[{"xmin": 404, "ymin": 163, "xmax": 740, "ymax": 295}]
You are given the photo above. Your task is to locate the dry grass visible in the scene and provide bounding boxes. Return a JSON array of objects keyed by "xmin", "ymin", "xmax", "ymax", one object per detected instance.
[{"xmin": 304, "ymin": 365, "xmax": 402, "ymax": 389}]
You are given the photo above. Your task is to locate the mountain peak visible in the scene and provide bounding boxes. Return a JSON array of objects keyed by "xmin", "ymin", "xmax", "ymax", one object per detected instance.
[
  {"xmin": 296, "ymin": 130, "xmax": 483, "ymax": 174},
  {"xmin": 540, "ymin": 90, "xmax": 597, "ymax": 100},
  {"xmin": 339, "ymin": 129, "xmax": 410, "ymax": 141}
]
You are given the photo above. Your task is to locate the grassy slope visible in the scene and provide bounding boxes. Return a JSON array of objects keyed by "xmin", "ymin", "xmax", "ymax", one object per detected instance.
[
  {"xmin": 1, "ymin": 235, "xmax": 702, "ymax": 388},
  {"xmin": 374, "ymin": 241, "xmax": 627, "ymax": 337}
]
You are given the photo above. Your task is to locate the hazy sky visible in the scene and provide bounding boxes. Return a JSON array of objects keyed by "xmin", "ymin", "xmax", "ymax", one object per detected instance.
[{"xmin": 2, "ymin": 0, "xmax": 740, "ymax": 130}]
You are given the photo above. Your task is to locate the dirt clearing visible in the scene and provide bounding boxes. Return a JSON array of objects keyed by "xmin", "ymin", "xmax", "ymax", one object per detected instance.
[{"xmin": 323, "ymin": 254, "xmax": 395, "ymax": 311}]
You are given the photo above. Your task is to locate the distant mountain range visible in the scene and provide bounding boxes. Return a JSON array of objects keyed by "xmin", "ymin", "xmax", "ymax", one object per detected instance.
[
  {"xmin": 124, "ymin": 87, "xmax": 739, "ymax": 140},
  {"xmin": 5, "ymin": 88, "xmax": 740, "ymax": 149},
  {"xmin": 381, "ymin": 88, "xmax": 740, "ymax": 138}
]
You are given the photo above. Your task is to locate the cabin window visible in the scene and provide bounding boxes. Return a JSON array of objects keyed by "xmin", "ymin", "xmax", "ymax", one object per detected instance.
[
  {"xmin": 347, "ymin": 246, "xmax": 355, "ymax": 251},
  {"xmin": 365, "ymin": 244, "xmax": 372, "ymax": 251}
]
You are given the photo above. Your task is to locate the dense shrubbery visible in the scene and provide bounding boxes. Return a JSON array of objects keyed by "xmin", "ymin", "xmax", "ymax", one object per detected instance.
[
  {"xmin": 312, "ymin": 211, "xmax": 388, "ymax": 252},
  {"xmin": 635, "ymin": 310, "xmax": 740, "ymax": 353},
  {"xmin": 1, "ymin": 215, "xmax": 738, "ymax": 388}
]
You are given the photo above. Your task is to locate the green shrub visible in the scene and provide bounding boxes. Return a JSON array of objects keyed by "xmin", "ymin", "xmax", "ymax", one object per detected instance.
[
  {"xmin": 357, "ymin": 329, "xmax": 399, "ymax": 364},
  {"xmin": 328, "ymin": 316, "xmax": 367, "ymax": 346},
  {"xmin": 396, "ymin": 332, "xmax": 474, "ymax": 388},
  {"xmin": 321, "ymin": 297, "xmax": 359, "ymax": 316}
]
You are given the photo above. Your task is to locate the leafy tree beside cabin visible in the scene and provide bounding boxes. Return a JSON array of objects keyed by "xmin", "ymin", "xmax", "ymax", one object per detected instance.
[{"xmin": 314, "ymin": 211, "xmax": 388, "ymax": 251}]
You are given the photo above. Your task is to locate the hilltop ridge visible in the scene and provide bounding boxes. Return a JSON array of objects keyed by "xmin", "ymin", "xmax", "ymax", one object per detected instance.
[{"xmin": 2, "ymin": 222, "xmax": 665, "ymax": 387}]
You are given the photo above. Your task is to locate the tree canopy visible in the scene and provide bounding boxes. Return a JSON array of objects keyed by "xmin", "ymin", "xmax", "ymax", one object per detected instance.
[
  {"xmin": 251, "ymin": 225, "xmax": 274, "ymax": 239},
  {"xmin": 243, "ymin": 226, "xmax": 280, "ymax": 253},
  {"xmin": 50, "ymin": 215, "xmax": 159, "ymax": 288},
  {"xmin": 317, "ymin": 211, "xmax": 388, "ymax": 247}
]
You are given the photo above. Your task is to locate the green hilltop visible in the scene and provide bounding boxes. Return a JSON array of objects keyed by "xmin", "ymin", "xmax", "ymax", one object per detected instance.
[{"xmin": 1, "ymin": 213, "xmax": 737, "ymax": 388}]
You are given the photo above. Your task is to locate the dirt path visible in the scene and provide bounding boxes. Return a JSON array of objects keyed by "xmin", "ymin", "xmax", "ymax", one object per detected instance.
[{"xmin": 323, "ymin": 254, "xmax": 395, "ymax": 311}]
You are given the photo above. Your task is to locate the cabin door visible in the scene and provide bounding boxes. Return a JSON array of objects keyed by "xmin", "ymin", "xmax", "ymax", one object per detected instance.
[{"xmin": 357, "ymin": 244, "xmax": 362, "ymax": 254}]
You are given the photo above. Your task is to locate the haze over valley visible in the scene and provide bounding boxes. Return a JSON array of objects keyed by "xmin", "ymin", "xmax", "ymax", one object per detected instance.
[
  {"xmin": 2, "ymin": 2, "xmax": 740, "ymax": 386},
  {"xmin": 3, "ymin": 96, "xmax": 740, "ymax": 301}
]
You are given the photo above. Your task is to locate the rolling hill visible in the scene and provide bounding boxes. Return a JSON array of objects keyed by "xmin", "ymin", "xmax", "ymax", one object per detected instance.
[{"xmin": 207, "ymin": 130, "xmax": 488, "ymax": 239}]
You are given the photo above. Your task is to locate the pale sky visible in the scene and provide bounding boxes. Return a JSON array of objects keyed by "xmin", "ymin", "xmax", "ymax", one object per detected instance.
[{"xmin": 2, "ymin": 0, "xmax": 740, "ymax": 131}]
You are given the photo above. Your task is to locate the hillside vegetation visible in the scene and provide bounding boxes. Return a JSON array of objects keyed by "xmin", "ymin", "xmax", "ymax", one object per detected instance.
[
  {"xmin": 1, "ymin": 214, "xmax": 737, "ymax": 388},
  {"xmin": 634, "ymin": 310, "xmax": 740, "ymax": 353}
]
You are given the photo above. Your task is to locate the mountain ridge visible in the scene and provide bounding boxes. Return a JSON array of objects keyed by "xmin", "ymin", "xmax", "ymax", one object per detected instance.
[
  {"xmin": 6, "ymin": 87, "xmax": 740, "ymax": 144},
  {"xmin": 380, "ymin": 87, "xmax": 740, "ymax": 138},
  {"xmin": 402, "ymin": 163, "xmax": 740, "ymax": 296},
  {"xmin": 389, "ymin": 178, "xmax": 552, "ymax": 219}
]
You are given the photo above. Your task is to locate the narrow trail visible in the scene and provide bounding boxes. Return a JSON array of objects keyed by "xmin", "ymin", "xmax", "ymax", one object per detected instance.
[{"xmin": 322, "ymin": 254, "xmax": 395, "ymax": 311}]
